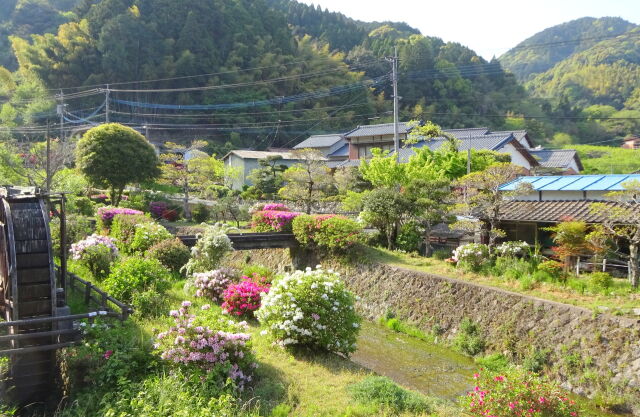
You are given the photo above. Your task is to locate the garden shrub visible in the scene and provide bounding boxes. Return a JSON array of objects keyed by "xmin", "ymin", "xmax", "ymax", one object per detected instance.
[
  {"xmin": 523, "ymin": 348, "xmax": 550, "ymax": 373},
  {"xmin": 149, "ymin": 201, "xmax": 169, "ymax": 219},
  {"xmin": 193, "ymin": 268, "xmax": 237, "ymax": 302},
  {"xmin": 67, "ymin": 196, "xmax": 95, "ymax": 216},
  {"xmin": 191, "ymin": 203, "xmax": 211, "ymax": 223},
  {"xmin": 257, "ymin": 267, "xmax": 361, "ymax": 355},
  {"xmin": 519, "ymin": 275, "xmax": 537, "ymax": 290},
  {"xmin": 538, "ymin": 260, "xmax": 564, "ymax": 279},
  {"xmin": 395, "ymin": 221, "xmax": 422, "ymax": 253},
  {"xmin": 432, "ymin": 248, "xmax": 451, "ymax": 260},
  {"xmin": 453, "ymin": 317, "xmax": 486, "ymax": 356},
  {"xmin": 155, "ymin": 301, "xmax": 256, "ymax": 391},
  {"xmin": 292, "ymin": 214, "xmax": 362, "ymax": 251},
  {"xmin": 532, "ymin": 270, "xmax": 554, "ymax": 283},
  {"xmin": 566, "ymin": 277, "xmax": 587, "ymax": 294},
  {"xmin": 453, "ymin": 243, "xmax": 490, "ymax": 272},
  {"xmin": 103, "ymin": 257, "xmax": 171, "ymax": 305},
  {"xmin": 146, "ymin": 238, "xmax": 191, "ymax": 274},
  {"xmin": 96, "ymin": 206, "xmax": 144, "ymax": 230},
  {"xmin": 495, "ymin": 240, "xmax": 530, "ymax": 258},
  {"xmin": 463, "ymin": 369, "xmax": 580, "ymax": 417},
  {"xmin": 129, "ymin": 222, "xmax": 173, "ymax": 253},
  {"xmin": 348, "ymin": 376, "xmax": 435, "ymax": 414},
  {"xmin": 262, "ymin": 203, "xmax": 289, "ymax": 211},
  {"xmin": 222, "ymin": 277, "xmax": 270, "ymax": 317},
  {"xmin": 493, "ymin": 256, "xmax": 534, "ymax": 280},
  {"xmin": 110, "ymin": 213, "xmax": 152, "ymax": 252},
  {"xmin": 70, "ymin": 234, "xmax": 119, "ymax": 280},
  {"xmin": 475, "ymin": 353, "xmax": 510, "ymax": 372},
  {"xmin": 241, "ymin": 265, "xmax": 275, "ymax": 282},
  {"xmin": 50, "ymin": 214, "xmax": 93, "ymax": 255},
  {"xmin": 251, "ymin": 210, "xmax": 300, "ymax": 232},
  {"xmin": 183, "ymin": 223, "xmax": 234, "ymax": 274},
  {"xmin": 587, "ymin": 272, "xmax": 614, "ymax": 293}
]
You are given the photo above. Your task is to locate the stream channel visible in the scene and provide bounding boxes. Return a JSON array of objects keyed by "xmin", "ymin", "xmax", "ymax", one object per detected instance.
[{"xmin": 352, "ymin": 321, "xmax": 630, "ymax": 416}]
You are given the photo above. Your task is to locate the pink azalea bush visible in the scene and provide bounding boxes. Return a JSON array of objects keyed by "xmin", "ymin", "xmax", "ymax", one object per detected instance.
[
  {"xmin": 251, "ymin": 210, "xmax": 301, "ymax": 232},
  {"xmin": 257, "ymin": 267, "xmax": 361, "ymax": 355},
  {"xmin": 193, "ymin": 268, "xmax": 237, "ymax": 302},
  {"xmin": 262, "ymin": 203, "xmax": 289, "ymax": 211},
  {"xmin": 154, "ymin": 301, "xmax": 257, "ymax": 391},
  {"xmin": 221, "ymin": 277, "xmax": 270, "ymax": 317},
  {"xmin": 464, "ymin": 370, "xmax": 580, "ymax": 417},
  {"xmin": 97, "ymin": 206, "xmax": 144, "ymax": 229},
  {"xmin": 70, "ymin": 234, "xmax": 119, "ymax": 280}
]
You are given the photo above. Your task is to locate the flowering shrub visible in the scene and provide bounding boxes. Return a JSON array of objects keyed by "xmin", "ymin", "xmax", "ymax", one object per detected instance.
[
  {"xmin": 129, "ymin": 222, "xmax": 173, "ymax": 253},
  {"xmin": 292, "ymin": 214, "xmax": 362, "ymax": 251},
  {"xmin": 537, "ymin": 260, "xmax": 563, "ymax": 279},
  {"xmin": 183, "ymin": 223, "xmax": 234, "ymax": 275},
  {"xmin": 90, "ymin": 193, "xmax": 109, "ymax": 203},
  {"xmin": 464, "ymin": 369, "xmax": 580, "ymax": 417},
  {"xmin": 149, "ymin": 201, "xmax": 169, "ymax": 219},
  {"xmin": 110, "ymin": 213, "xmax": 152, "ymax": 252},
  {"xmin": 154, "ymin": 301, "xmax": 256, "ymax": 391},
  {"xmin": 193, "ymin": 268, "xmax": 237, "ymax": 302},
  {"xmin": 257, "ymin": 267, "xmax": 361, "ymax": 355},
  {"xmin": 161, "ymin": 208, "xmax": 179, "ymax": 221},
  {"xmin": 70, "ymin": 234, "xmax": 119, "ymax": 280},
  {"xmin": 251, "ymin": 210, "xmax": 300, "ymax": 232},
  {"xmin": 222, "ymin": 277, "xmax": 270, "ymax": 317},
  {"xmin": 496, "ymin": 241, "xmax": 530, "ymax": 258},
  {"xmin": 146, "ymin": 238, "xmax": 191, "ymax": 274},
  {"xmin": 262, "ymin": 203, "xmax": 289, "ymax": 211},
  {"xmin": 97, "ymin": 206, "xmax": 144, "ymax": 229},
  {"xmin": 103, "ymin": 257, "xmax": 171, "ymax": 305},
  {"xmin": 453, "ymin": 243, "xmax": 490, "ymax": 272}
]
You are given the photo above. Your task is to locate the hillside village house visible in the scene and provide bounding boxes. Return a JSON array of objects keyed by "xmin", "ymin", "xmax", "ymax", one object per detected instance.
[
  {"xmin": 494, "ymin": 174, "xmax": 640, "ymax": 248},
  {"xmin": 222, "ymin": 150, "xmax": 302, "ymax": 191}
]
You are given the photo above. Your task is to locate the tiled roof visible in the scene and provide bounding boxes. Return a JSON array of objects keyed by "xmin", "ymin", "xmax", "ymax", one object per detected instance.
[
  {"xmin": 345, "ymin": 122, "xmax": 414, "ymax": 138},
  {"xmin": 442, "ymin": 127, "xmax": 490, "ymax": 138},
  {"xmin": 529, "ymin": 149, "xmax": 581, "ymax": 170},
  {"xmin": 492, "ymin": 130, "xmax": 531, "ymax": 148},
  {"xmin": 396, "ymin": 134, "xmax": 515, "ymax": 162},
  {"xmin": 294, "ymin": 134, "xmax": 344, "ymax": 149},
  {"xmin": 500, "ymin": 174, "xmax": 640, "ymax": 192},
  {"xmin": 223, "ymin": 150, "xmax": 299, "ymax": 160},
  {"xmin": 498, "ymin": 200, "xmax": 635, "ymax": 223}
]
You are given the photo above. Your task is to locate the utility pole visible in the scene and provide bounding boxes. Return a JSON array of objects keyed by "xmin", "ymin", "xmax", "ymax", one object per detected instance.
[
  {"xmin": 105, "ymin": 84, "xmax": 110, "ymax": 123},
  {"xmin": 45, "ymin": 121, "xmax": 51, "ymax": 193},
  {"xmin": 467, "ymin": 135, "xmax": 471, "ymax": 174},
  {"xmin": 57, "ymin": 90, "xmax": 65, "ymax": 142},
  {"xmin": 386, "ymin": 46, "xmax": 400, "ymax": 162}
]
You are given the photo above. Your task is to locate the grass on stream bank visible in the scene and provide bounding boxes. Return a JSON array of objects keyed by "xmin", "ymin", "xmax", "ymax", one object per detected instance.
[
  {"xmin": 61, "ymin": 261, "xmax": 461, "ymax": 417},
  {"xmin": 365, "ymin": 247, "xmax": 640, "ymax": 315}
]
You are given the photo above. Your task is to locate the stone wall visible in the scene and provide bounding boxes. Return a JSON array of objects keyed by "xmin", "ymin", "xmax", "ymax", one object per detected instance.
[{"xmin": 223, "ymin": 249, "xmax": 640, "ymax": 414}]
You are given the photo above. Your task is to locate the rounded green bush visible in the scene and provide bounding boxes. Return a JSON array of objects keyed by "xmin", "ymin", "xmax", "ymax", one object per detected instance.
[
  {"xmin": 110, "ymin": 213, "xmax": 152, "ymax": 253},
  {"xmin": 129, "ymin": 222, "xmax": 173, "ymax": 253},
  {"xmin": 145, "ymin": 238, "xmax": 191, "ymax": 274},
  {"xmin": 191, "ymin": 203, "xmax": 211, "ymax": 223},
  {"xmin": 292, "ymin": 214, "xmax": 362, "ymax": 251},
  {"xmin": 103, "ymin": 257, "xmax": 171, "ymax": 304},
  {"xmin": 588, "ymin": 272, "xmax": 613, "ymax": 292}
]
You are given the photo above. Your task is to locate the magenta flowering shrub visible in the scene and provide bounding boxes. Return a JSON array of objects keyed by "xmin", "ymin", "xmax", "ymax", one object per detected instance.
[
  {"xmin": 154, "ymin": 301, "xmax": 257, "ymax": 390},
  {"xmin": 149, "ymin": 201, "xmax": 169, "ymax": 219},
  {"xmin": 193, "ymin": 268, "xmax": 237, "ymax": 302},
  {"xmin": 262, "ymin": 203, "xmax": 289, "ymax": 211},
  {"xmin": 464, "ymin": 370, "xmax": 580, "ymax": 417},
  {"xmin": 97, "ymin": 206, "xmax": 144, "ymax": 229},
  {"xmin": 70, "ymin": 234, "xmax": 119, "ymax": 280},
  {"xmin": 221, "ymin": 277, "xmax": 270, "ymax": 317},
  {"xmin": 251, "ymin": 210, "xmax": 301, "ymax": 232}
]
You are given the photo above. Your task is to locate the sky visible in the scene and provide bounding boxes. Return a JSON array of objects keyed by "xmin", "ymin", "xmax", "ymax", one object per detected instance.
[{"xmin": 298, "ymin": 0, "xmax": 640, "ymax": 59}]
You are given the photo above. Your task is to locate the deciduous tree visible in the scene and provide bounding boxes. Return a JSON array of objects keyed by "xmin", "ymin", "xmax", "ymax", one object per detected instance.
[{"xmin": 278, "ymin": 149, "xmax": 334, "ymax": 214}]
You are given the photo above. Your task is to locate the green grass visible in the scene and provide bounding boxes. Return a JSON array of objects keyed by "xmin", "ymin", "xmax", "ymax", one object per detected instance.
[{"xmin": 365, "ymin": 247, "xmax": 640, "ymax": 315}]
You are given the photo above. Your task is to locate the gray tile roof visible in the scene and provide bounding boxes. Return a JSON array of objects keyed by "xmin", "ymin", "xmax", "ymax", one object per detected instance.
[
  {"xmin": 345, "ymin": 122, "xmax": 414, "ymax": 138},
  {"xmin": 328, "ymin": 143, "xmax": 349, "ymax": 157},
  {"xmin": 224, "ymin": 150, "xmax": 299, "ymax": 160},
  {"xmin": 529, "ymin": 149, "xmax": 579, "ymax": 169},
  {"xmin": 442, "ymin": 127, "xmax": 490, "ymax": 138},
  {"xmin": 294, "ymin": 134, "xmax": 345, "ymax": 149}
]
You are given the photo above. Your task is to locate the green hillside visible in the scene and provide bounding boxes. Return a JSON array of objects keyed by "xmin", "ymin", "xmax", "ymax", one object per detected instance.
[
  {"xmin": 499, "ymin": 16, "xmax": 636, "ymax": 81},
  {"xmin": 566, "ymin": 144, "xmax": 640, "ymax": 174}
]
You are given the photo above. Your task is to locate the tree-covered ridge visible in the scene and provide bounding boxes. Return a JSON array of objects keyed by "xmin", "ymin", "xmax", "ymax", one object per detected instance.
[
  {"xmin": 526, "ymin": 27, "xmax": 640, "ymax": 109},
  {"xmin": 499, "ymin": 16, "xmax": 636, "ymax": 81}
]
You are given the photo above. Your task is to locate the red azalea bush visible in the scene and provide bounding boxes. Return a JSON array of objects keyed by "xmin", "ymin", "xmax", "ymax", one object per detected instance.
[
  {"xmin": 292, "ymin": 214, "xmax": 362, "ymax": 251},
  {"xmin": 221, "ymin": 276, "xmax": 270, "ymax": 317},
  {"xmin": 251, "ymin": 210, "xmax": 301, "ymax": 232},
  {"xmin": 161, "ymin": 209, "xmax": 179, "ymax": 221},
  {"xmin": 464, "ymin": 370, "xmax": 580, "ymax": 417}
]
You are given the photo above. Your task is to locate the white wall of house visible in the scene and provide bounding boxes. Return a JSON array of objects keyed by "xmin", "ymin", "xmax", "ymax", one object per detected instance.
[
  {"xmin": 512, "ymin": 190, "xmax": 609, "ymax": 201},
  {"xmin": 225, "ymin": 155, "xmax": 299, "ymax": 190},
  {"xmin": 497, "ymin": 142, "xmax": 533, "ymax": 172}
]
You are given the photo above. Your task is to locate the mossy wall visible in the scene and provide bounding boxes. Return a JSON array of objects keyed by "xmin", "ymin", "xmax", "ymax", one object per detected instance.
[{"xmin": 223, "ymin": 249, "xmax": 640, "ymax": 415}]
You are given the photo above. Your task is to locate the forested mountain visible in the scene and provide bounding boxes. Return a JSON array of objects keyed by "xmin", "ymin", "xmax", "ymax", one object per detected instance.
[{"xmin": 499, "ymin": 17, "xmax": 636, "ymax": 81}]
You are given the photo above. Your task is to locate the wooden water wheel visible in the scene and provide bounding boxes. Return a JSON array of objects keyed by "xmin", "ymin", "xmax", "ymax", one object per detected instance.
[{"xmin": 0, "ymin": 189, "xmax": 58, "ymax": 405}]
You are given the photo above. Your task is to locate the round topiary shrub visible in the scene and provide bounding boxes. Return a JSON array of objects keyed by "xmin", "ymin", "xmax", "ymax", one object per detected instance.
[
  {"xmin": 191, "ymin": 203, "xmax": 211, "ymax": 223},
  {"xmin": 146, "ymin": 238, "xmax": 191, "ymax": 274},
  {"xmin": 193, "ymin": 268, "xmax": 237, "ymax": 302},
  {"xmin": 222, "ymin": 277, "xmax": 270, "ymax": 317},
  {"xmin": 251, "ymin": 210, "xmax": 300, "ymax": 232},
  {"xmin": 103, "ymin": 257, "xmax": 172, "ymax": 305},
  {"xmin": 453, "ymin": 243, "xmax": 490, "ymax": 272},
  {"xmin": 257, "ymin": 267, "xmax": 361, "ymax": 355},
  {"xmin": 70, "ymin": 234, "xmax": 119, "ymax": 280},
  {"xmin": 129, "ymin": 222, "xmax": 173, "ymax": 253}
]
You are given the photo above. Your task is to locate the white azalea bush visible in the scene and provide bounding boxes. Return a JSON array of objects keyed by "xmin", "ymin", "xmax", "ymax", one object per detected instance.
[
  {"xmin": 129, "ymin": 222, "xmax": 172, "ymax": 253},
  {"xmin": 496, "ymin": 241, "xmax": 530, "ymax": 258},
  {"xmin": 183, "ymin": 223, "xmax": 234, "ymax": 275},
  {"xmin": 453, "ymin": 243, "xmax": 490, "ymax": 272},
  {"xmin": 256, "ymin": 267, "xmax": 361, "ymax": 356}
]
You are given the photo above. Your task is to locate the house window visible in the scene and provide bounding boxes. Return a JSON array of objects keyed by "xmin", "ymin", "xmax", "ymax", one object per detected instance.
[{"xmin": 357, "ymin": 143, "xmax": 394, "ymax": 158}]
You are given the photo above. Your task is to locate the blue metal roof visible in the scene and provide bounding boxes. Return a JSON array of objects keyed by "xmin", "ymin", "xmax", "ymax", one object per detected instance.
[{"xmin": 500, "ymin": 174, "xmax": 640, "ymax": 191}]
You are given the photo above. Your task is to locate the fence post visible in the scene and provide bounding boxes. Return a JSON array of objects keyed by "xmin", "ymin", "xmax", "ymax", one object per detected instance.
[
  {"xmin": 576, "ymin": 256, "xmax": 580, "ymax": 276},
  {"xmin": 84, "ymin": 283, "xmax": 92, "ymax": 306},
  {"xmin": 628, "ymin": 261, "xmax": 632, "ymax": 281},
  {"xmin": 602, "ymin": 259, "xmax": 607, "ymax": 272}
]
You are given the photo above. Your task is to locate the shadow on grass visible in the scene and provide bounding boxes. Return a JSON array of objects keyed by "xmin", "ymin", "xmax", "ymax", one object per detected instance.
[{"xmin": 243, "ymin": 359, "xmax": 290, "ymax": 416}]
